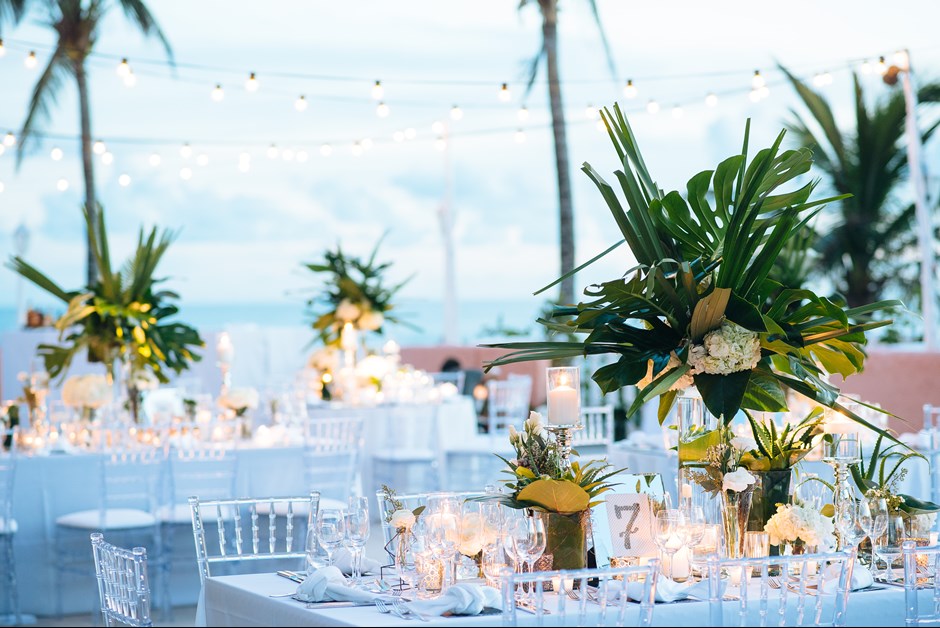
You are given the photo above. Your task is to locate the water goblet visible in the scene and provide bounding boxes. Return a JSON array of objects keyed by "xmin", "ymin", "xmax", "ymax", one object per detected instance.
[
  {"xmin": 653, "ymin": 510, "xmax": 683, "ymax": 580},
  {"xmin": 345, "ymin": 497, "xmax": 370, "ymax": 585},
  {"xmin": 316, "ymin": 508, "xmax": 346, "ymax": 567},
  {"xmin": 874, "ymin": 513, "xmax": 906, "ymax": 583}
]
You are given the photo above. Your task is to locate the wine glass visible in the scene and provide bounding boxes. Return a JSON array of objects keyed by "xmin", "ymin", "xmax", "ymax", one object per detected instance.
[
  {"xmin": 482, "ymin": 543, "xmax": 508, "ymax": 588},
  {"xmin": 865, "ymin": 498, "xmax": 889, "ymax": 575},
  {"xmin": 682, "ymin": 505, "xmax": 706, "ymax": 550},
  {"xmin": 345, "ymin": 497, "xmax": 370, "ymax": 585},
  {"xmin": 874, "ymin": 513, "xmax": 906, "ymax": 583},
  {"xmin": 305, "ymin": 525, "xmax": 321, "ymax": 576},
  {"xmin": 316, "ymin": 508, "xmax": 346, "ymax": 567},
  {"xmin": 653, "ymin": 510, "xmax": 684, "ymax": 580},
  {"xmin": 521, "ymin": 513, "xmax": 546, "ymax": 579},
  {"xmin": 427, "ymin": 507, "xmax": 459, "ymax": 590}
]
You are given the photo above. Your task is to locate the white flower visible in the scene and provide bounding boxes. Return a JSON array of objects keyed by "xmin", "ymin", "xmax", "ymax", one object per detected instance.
[
  {"xmin": 128, "ymin": 369, "xmax": 159, "ymax": 391},
  {"xmin": 457, "ymin": 512, "xmax": 485, "ymax": 557},
  {"xmin": 390, "ymin": 509, "xmax": 416, "ymax": 531},
  {"xmin": 61, "ymin": 374, "xmax": 113, "ymax": 409},
  {"xmin": 765, "ymin": 503, "xmax": 835, "ymax": 547},
  {"xmin": 335, "ymin": 299, "xmax": 362, "ymax": 323},
  {"xmin": 508, "ymin": 425, "xmax": 520, "ymax": 445},
  {"xmin": 356, "ymin": 354, "xmax": 392, "ymax": 382},
  {"xmin": 219, "ymin": 387, "xmax": 259, "ymax": 411},
  {"xmin": 636, "ymin": 353, "xmax": 695, "ymax": 392},
  {"xmin": 687, "ymin": 321, "xmax": 761, "ymax": 376},
  {"xmin": 731, "ymin": 436, "xmax": 758, "ymax": 453},
  {"xmin": 525, "ymin": 411, "xmax": 543, "ymax": 434},
  {"xmin": 722, "ymin": 467, "xmax": 756, "ymax": 493},
  {"xmin": 308, "ymin": 346, "xmax": 340, "ymax": 373},
  {"xmin": 910, "ymin": 513, "xmax": 938, "ymax": 537},
  {"xmin": 358, "ymin": 310, "xmax": 384, "ymax": 331}
]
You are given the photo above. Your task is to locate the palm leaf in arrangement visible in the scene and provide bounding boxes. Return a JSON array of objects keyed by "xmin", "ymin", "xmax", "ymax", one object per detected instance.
[{"xmin": 485, "ymin": 104, "xmax": 902, "ymax": 443}]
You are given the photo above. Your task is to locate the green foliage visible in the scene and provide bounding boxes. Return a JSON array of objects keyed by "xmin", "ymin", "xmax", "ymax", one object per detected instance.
[
  {"xmin": 742, "ymin": 407, "xmax": 825, "ymax": 471},
  {"xmin": 483, "ymin": 105, "xmax": 900, "ymax": 442},
  {"xmin": 850, "ymin": 435, "xmax": 940, "ymax": 515},
  {"xmin": 6, "ymin": 205, "xmax": 203, "ymax": 382}
]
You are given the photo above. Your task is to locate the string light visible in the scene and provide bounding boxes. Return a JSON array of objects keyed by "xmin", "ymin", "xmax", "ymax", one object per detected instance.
[
  {"xmin": 894, "ymin": 50, "xmax": 910, "ymax": 72},
  {"xmin": 431, "ymin": 120, "xmax": 445, "ymax": 134},
  {"xmin": 351, "ymin": 141, "xmax": 363, "ymax": 157},
  {"xmin": 118, "ymin": 173, "xmax": 131, "ymax": 187},
  {"xmin": 705, "ymin": 92, "xmax": 718, "ymax": 107},
  {"xmin": 56, "ymin": 178, "xmax": 68, "ymax": 191},
  {"xmin": 860, "ymin": 60, "xmax": 872, "ymax": 75},
  {"xmin": 179, "ymin": 167, "xmax": 193, "ymax": 180},
  {"xmin": 392, "ymin": 130, "xmax": 405, "ymax": 143},
  {"xmin": 404, "ymin": 128, "xmax": 417, "ymax": 140},
  {"xmin": 294, "ymin": 95, "xmax": 308, "ymax": 112},
  {"xmin": 517, "ymin": 106, "xmax": 529, "ymax": 122},
  {"xmin": 749, "ymin": 89, "xmax": 762, "ymax": 103},
  {"xmin": 376, "ymin": 101, "xmax": 390, "ymax": 118},
  {"xmin": 646, "ymin": 100, "xmax": 660, "ymax": 114},
  {"xmin": 93, "ymin": 140, "xmax": 106, "ymax": 155},
  {"xmin": 751, "ymin": 70, "xmax": 765, "ymax": 89},
  {"xmin": 320, "ymin": 143, "xmax": 333, "ymax": 156},
  {"xmin": 449, "ymin": 104, "xmax": 463, "ymax": 121},
  {"xmin": 148, "ymin": 153, "xmax": 161, "ymax": 166},
  {"xmin": 361, "ymin": 138, "xmax": 373, "ymax": 151},
  {"xmin": 282, "ymin": 148, "xmax": 295, "ymax": 161},
  {"xmin": 623, "ymin": 79, "xmax": 638, "ymax": 99},
  {"xmin": 117, "ymin": 58, "xmax": 130, "ymax": 77},
  {"xmin": 24, "ymin": 51, "xmax": 37, "ymax": 70},
  {"xmin": 296, "ymin": 149, "xmax": 309, "ymax": 162},
  {"xmin": 876, "ymin": 56, "xmax": 887, "ymax": 75},
  {"xmin": 498, "ymin": 83, "xmax": 511, "ymax": 102},
  {"xmin": 245, "ymin": 71, "xmax": 259, "ymax": 92},
  {"xmin": 50, "ymin": 147, "xmax": 63, "ymax": 161},
  {"xmin": 123, "ymin": 70, "xmax": 137, "ymax": 88},
  {"xmin": 211, "ymin": 84, "xmax": 225, "ymax": 102},
  {"xmin": 671, "ymin": 105, "xmax": 684, "ymax": 119},
  {"xmin": 2, "ymin": 133, "xmax": 13, "ymax": 147},
  {"xmin": 371, "ymin": 80, "xmax": 384, "ymax": 100},
  {"xmin": 514, "ymin": 128, "xmax": 526, "ymax": 143},
  {"xmin": 585, "ymin": 104, "xmax": 598, "ymax": 120},
  {"xmin": 101, "ymin": 152, "xmax": 114, "ymax": 165},
  {"xmin": 759, "ymin": 85, "xmax": 769, "ymax": 99},
  {"xmin": 266, "ymin": 144, "xmax": 279, "ymax": 159},
  {"xmin": 180, "ymin": 143, "xmax": 192, "ymax": 158},
  {"xmin": 238, "ymin": 153, "xmax": 251, "ymax": 172},
  {"xmin": 196, "ymin": 153, "xmax": 209, "ymax": 166},
  {"xmin": 596, "ymin": 119, "xmax": 605, "ymax": 132},
  {"xmin": 434, "ymin": 136, "xmax": 447, "ymax": 151}
]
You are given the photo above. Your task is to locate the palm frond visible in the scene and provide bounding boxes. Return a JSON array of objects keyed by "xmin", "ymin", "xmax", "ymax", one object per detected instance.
[{"xmin": 116, "ymin": 0, "xmax": 173, "ymax": 64}]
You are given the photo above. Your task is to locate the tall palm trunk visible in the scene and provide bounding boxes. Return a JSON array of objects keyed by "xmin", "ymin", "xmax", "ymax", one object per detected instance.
[
  {"xmin": 539, "ymin": 0, "xmax": 575, "ymax": 306},
  {"xmin": 74, "ymin": 58, "xmax": 97, "ymax": 286}
]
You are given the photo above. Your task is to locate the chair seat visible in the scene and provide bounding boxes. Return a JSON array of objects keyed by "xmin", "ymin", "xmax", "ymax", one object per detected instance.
[
  {"xmin": 56, "ymin": 508, "xmax": 157, "ymax": 530},
  {"xmin": 0, "ymin": 517, "xmax": 18, "ymax": 534},
  {"xmin": 254, "ymin": 497, "xmax": 346, "ymax": 516},
  {"xmin": 372, "ymin": 448, "xmax": 437, "ymax": 462}
]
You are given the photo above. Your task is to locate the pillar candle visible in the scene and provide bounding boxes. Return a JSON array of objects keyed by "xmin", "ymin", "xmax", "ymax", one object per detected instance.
[
  {"xmin": 340, "ymin": 323, "xmax": 358, "ymax": 352},
  {"xmin": 547, "ymin": 384, "xmax": 579, "ymax": 425}
]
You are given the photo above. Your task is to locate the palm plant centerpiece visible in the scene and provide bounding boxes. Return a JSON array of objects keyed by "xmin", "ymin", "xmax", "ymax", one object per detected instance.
[
  {"xmin": 486, "ymin": 104, "xmax": 901, "ymax": 438},
  {"xmin": 7, "ymin": 206, "xmax": 203, "ymax": 423}
]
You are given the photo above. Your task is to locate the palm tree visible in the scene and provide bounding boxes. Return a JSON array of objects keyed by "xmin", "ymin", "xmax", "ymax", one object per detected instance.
[
  {"xmin": 781, "ymin": 66, "xmax": 940, "ymax": 308},
  {"xmin": 0, "ymin": 0, "xmax": 172, "ymax": 286},
  {"xmin": 521, "ymin": 0, "xmax": 617, "ymax": 306}
]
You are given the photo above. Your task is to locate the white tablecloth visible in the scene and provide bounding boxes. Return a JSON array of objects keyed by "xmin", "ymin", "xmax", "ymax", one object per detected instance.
[{"xmin": 199, "ymin": 571, "xmax": 915, "ymax": 627}]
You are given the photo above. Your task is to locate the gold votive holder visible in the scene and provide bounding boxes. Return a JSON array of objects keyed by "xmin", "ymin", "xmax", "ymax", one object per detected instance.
[
  {"xmin": 902, "ymin": 537, "xmax": 930, "ymax": 569},
  {"xmin": 415, "ymin": 551, "xmax": 443, "ymax": 598},
  {"xmin": 610, "ymin": 555, "xmax": 639, "ymax": 580}
]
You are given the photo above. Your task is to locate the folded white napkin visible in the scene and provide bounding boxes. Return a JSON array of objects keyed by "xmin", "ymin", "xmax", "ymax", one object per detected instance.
[
  {"xmin": 627, "ymin": 576, "xmax": 717, "ymax": 603},
  {"xmin": 327, "ymin": 548, "xmax": 382, "ymax": 576},
  {"xmin": 295, "ymin": 566, "xmax": 378, "ymax": 603},
  {"xmin": 407, "ymin": 583, "xmax": 502, "ymax": 616},
  {"xmin": 820, "ymin": 563, "xmax": 874, "ymax": 593}
]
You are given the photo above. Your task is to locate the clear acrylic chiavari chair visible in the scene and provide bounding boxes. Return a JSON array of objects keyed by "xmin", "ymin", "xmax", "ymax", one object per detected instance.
[
  {"xmin": 303, "ymin": 415, "xmax": 364, "ymax": 509},
  {"xmin": 500, "ymin": 562, "xmax": 660, "ymax": 627},
  {"xmin": 188, "ymin": 492, "xmax": 320, "ymax": 585},
  {"xmin": 90, "ymin": 532, "xmax": 153, "ymax": 627},
  {"xmin": 0, "ymin": 427, "xmax": 26, "ymax": 625},
  {"xmin": 574, "ymin": 405, "xmax": 615, "ymax": 453},
  {"xmin": 486, "ymin": 377, "xmax": 531, "ymax": 436},
  {"xmin": 704, "ymin": 549, "xmax": 856, "ymax": 627},
  {"xmin": 903, "ymin": 540, "xmax": 940, "ymax": 626}
]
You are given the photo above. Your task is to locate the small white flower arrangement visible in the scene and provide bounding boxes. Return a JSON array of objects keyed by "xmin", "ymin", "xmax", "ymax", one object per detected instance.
[
  {"xmin": 308, "ymin": 346, "xmax": 340, "ymax": 373},
  {"xmin": 722, "ymin": 467, "xmax": 756, "ymax": 493},
  {"xmin": 688, "ymin": 321, "xmax": 762, "ymax": 376},
  {"xmin": 909, "ymin": 512, "xmax": 938, "ymax": 537},
  {"xmin": 389, "ymin": 509, "xmax": 417, "ymax": 531},
  {"xmin": 218, "ymin": 387, "xmax": 259, "ymax": 417},
  {"xmin": 61, "ymin": 374, "xmax": 113, "ymax": 417},
  {"xmin": 765, "ymin": 503, "xmax": 835, "ymax": 548}
]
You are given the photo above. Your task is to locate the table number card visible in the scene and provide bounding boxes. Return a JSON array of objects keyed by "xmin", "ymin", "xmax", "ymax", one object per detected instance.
[{"xmin": 604, "ymin": 493, "xmax": 657, "ymax": 558}]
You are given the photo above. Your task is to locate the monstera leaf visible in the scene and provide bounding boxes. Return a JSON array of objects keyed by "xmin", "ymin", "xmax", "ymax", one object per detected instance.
[{"xmin": 516, "ymin": 479, "xmax": 590, "ymax": 514}]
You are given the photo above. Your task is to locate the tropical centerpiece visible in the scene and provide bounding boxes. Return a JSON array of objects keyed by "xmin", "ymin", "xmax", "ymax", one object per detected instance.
[
  {"xmin": 61, "ymin": 374, "xmax": 113, "ymax": 422},
  {"xmin": 7, "ymin": 207, "xmax": 203, "ymax": 423},
  {"xmin": 765, "ymin": 502, "xmax": 836, "ymax": 556},
  {"xmin": 490, "ymin": 411, "xmax": 621, "ymax": 570}
]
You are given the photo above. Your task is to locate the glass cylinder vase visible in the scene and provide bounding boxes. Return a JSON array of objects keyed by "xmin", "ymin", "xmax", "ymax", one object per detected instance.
[
  {"xmin": 540, "ymin": 510, "xmax": 589, "ymax": 571},
  {"xmin": 677, "ymin": 395, "xmax": 720, "ymax": 511},
  {"xmin": 720, "ymin": 487, "xmax": 755, "ymax": 559}
]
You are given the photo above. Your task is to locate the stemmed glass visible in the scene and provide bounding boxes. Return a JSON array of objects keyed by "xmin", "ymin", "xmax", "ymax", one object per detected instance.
[
  {"xmin": 862, "ymin": 498, "xmax": 889, "ymax": 574},
  {"xmin": 682, "ymin": 506, "xmax": 706, "ymax": 553},
  {"xmin": 874, "ymin": 513, "xmax": 906, "ymax": 583},
  {"xmin": 316, "ymin": 508, "xmax": 346, "ymax": 567},
  {"xmin": 653, "ymin": 510, "xmax": 685, "ymax": 580},
  {"xmin": 344, "ymin": 497, "xmax": 371, "ymax": 585},
  {"xmin": 482, "ymin": 543, "xmax": 509, "ymax": 588},
  {"xmin": 521, "ymin": 513, "xmax": 546, "ymax": 578},
  {"xmin": 305, "ymin": 524, "xmax": 321, "ymax": 576},
  {"xmin": 427, "ymin": 504, "xmax": 459, "ymax": 590}
]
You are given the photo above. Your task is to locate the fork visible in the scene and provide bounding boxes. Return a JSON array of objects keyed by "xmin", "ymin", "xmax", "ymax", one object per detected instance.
[
  {"xmin": 375, "ymin": 598, "xmax": 409, "ymax": 620},
  {"xmin": 393, "ymin": 598, "xmax": 430, "ymax": 622}
]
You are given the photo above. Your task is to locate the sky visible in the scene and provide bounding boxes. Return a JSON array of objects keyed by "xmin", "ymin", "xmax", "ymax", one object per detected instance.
[{"xmin": 1, "ymin": 0, "xmax": 939, "ymax": 340}]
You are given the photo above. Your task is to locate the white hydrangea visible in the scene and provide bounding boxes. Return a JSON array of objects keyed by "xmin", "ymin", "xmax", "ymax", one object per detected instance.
[
  {"xmin": 909, "ymin": 513, "xmax": 938, "ymax": 537},
  {"xmin": 358, "ymin": 310, "xmax": 384, "ymax": 331},
  {"xmin": 636, "ymin": 353, "xmax": 695, "ymax": 391},
  {"xmin": 688, "ymin": 321, "xmax": 761, "ymax": 375},
  {"xmin": 61, "ymin": 374, "xmax": 113, "ymax": 409},
  {"xmin": 764, "ymin": 503, "xmax": 835, "ymax": 548},
  {"xmin": 308, "ymin": 346, "xmax": 340, "ymax": 373},
  {"xmin": 219, "ymin": 387, "xmax": 260, "ymax": 412},
  {"xmin": 335, "ymin": 299, "xmax": 362, "ymax": 323}
]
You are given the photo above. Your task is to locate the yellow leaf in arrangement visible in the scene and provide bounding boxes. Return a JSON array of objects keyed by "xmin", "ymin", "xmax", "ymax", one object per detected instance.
[
  {"xmin": 820, "ymin": 503, "xmax": 835, "ymax": 518},
  {"xmin": 517, "ymin": 479, "xmax": 590, "ymax": 514},
  {"xmin": 132, "ymin": 326, "xmax": 146, "ymax": 345},
  {"xmin": 678, "ymin": 428, "xmax": 723, "ymax": 464},
  {"xmin": 515, "ymin": 467, "xmax": 536, "ymax": 479}
]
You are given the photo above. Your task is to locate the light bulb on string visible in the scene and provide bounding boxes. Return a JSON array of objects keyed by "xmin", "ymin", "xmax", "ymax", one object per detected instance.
[
  {"xmin": 123, "ymin": 71, "xmax": 137, "ymax": 88},
  {"xmin": 623, "ymin": 79, "xmax": 638, "ymax": 99},
  {"xmin": 196, "ymin": 153, "xmax": 209, "ymax": 166},
  {"xmin": 282, "ymin": 148, "xmax": 295, "ymax": 161},
  {"xmin": 876, "ymin": 56, "xmax": 887, "ymax": 75},
  {"xmin": 245, "ymin": 72, "xmax": 259, "ymax": 92},
  {"xmin": 238, "ymin": 158, "xmax": 250, "ymax": 173},
  {"xmin": 821, "ymin": 71, "xmax": 833, "ymax": 85},
  {"xmin": 705, "ymin": 92, "xmax": 718, "ymax": 107},
  {"xmin": 431, "ymin": 120, "xmax": 445, "ymax": 134},
  {"xmin": 860, "ymin": 60, "xmax": 872, "ymax": 75},
  {"xmin": 749, "ymin": 89, "xmax": 762, "ymax": 103},
  {"xmin": 320, "ymin": 143, "xmax": 333, "ymax": 157},
  {"xmin": 517, "ymin": 106, "xmax": 529, "ymax": 122},
  {"xmin": 646, "ymin": 100, "xmax": 660, "ymax": 115},
  {"xmin": 376, "ymin": 101, "xmax": 390, "ymax": 118},
  {"xmin": 296, "ymin": 150, "xmax": 309, "ymax": 163},
  {"xmin": 56, "ymin": 178, "xmax": 68, "ymax": 192},
  {"xmin": 372, "ymin": 80, "xmax": 384, "ymax": 100},
  {"xmin": 118, "ymin": 174, "xmax": 131, "ymax": 187},
  {"xmin": 361, "ymin": 138, "xmax": 373, "ymax": 151},
  {"xmin": 101, "ymin": 152, "xmax": 114, "ymax": 165},
  {"xmin": 148, "ymin": 153, "xmax": 161, "ymax": 167},
  {"xmin": 450, "ymin": 105, "xmax": 463, "ymax": 121},
  {"xmin": 393, "ymin": 130, "xmax": 405, "ymax": 143},
  {"xmin": 596, "ymin": 119, "xmax": 606, "ymax": 132},
  {"xmin": 93, "ymin": 140, "xmax": 106, "ymax": 155},
  {"xmin": 514, "ymin": 128, "xmax": 526, "ymax": 143},
  {"xmin": 759, "ymin": 85, "xmax": 769, "ymax": 99},
  {"xmin": 50, "ymin": 147, "xmax": 63, "ymax": 161},
  {"xmin": 266, "ymin": 144, "xmax": 279, "ymax": 159},
  {"xmin": 117, "ymin": 58, "xmax": 130, "ymax": 77},
  {"xmin": 812, "ymin": 73, "xmax": 824, "ymax": 87},
  {"xmin": 24, "ymin": 51, "xmax": 37, "ymax": 70},
  {"xmin": 498, "ymin": 83, "xmax": 511, "ymax": 102},
  {"xmin": 404, "ymin": 127, "xmax": 417, "ymax": 140},
  {"xmin": 180, "ymin": 143, "xmax": 192, "ymax": 159},
  {"xmin": 435, "ymin": 136, "xmax": 447, "ymax": 151},
  {"xmin": 295, "ymin": 95, "xmax": 308, "ymax": 112},
  {"xmin": 585, "ymin": 104, "xmax": 598, "ymax": 120},
  {"xmin": 751, "ymin": 70, "xmax": 765, "ymax": 89},
  {"xmin": 894, "ymin": 50, "xmax": 910, "ymax": 72},
  {"xmin": 2, "ymin": 132, "xmax": 14, "ymax": 147},
  {"xmin": 239, "ymin": 152, "xmax": 251, "ymax": 163},
  {"xmin": 671, "ymin": 105, "xmax": 684, "ymax": 119},
  {"xmin": 179, "ymin": 167, "xmax": 193, "ymax": 181},
  {"xmin": 351, "ymin": 141, "xmax": 363, "ymax": 157},
  {"xmin": 211, "ymin": 84, "xmax": 225, "ymax": 102}
]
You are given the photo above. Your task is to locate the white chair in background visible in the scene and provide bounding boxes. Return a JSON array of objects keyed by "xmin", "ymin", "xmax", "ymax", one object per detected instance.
[
  {"xmin": 500, "ymin": 561, "xmax": 659, "ymax": 627},
  {"xmin": 903, "ymin": 540, "xmax": 940, "ymax": 625},
  {"xmin": 90, "ymin": 532, "xmax": 153, "ymax": 628},
  {"xmin": 0, "ymin": 428, "xmax": 28, "ymax": 626},
  {"xmin": 303, "ymin": 415, "xmax": 365, "ymax": 509},
  {"xmin": 372, "ymin": 405, "xmax": 441, "ymax": 496},
  {"xmin": 429, "ymin": 371, "xmax": 466, "ymax": 395},
  {"xmin": 923, "ymin": 404, "xmax": 940, "ymax": 509},
  {"xmin": 705, "ymin": 549, "xmax": 856, "ymax": 626},
  {"xmin": 486, "ymin": 376, "xmax": 531, "ymax": 435},
  {"xmin": 574, "ymin": 405, "xmax": 615, "ymax": 457}
]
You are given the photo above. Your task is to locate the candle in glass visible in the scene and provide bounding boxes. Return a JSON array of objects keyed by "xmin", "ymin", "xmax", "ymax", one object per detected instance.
[
  {"xmin": 216, "ymin": 332, "xmax": 235, "ymax": 365},
  {"xmin": 340, "ymin": 323, "xmax": 358, "ymax": 352},
  {"xmin": 546, "ymin": 366, "xmax": 580, "ymax": 426}
]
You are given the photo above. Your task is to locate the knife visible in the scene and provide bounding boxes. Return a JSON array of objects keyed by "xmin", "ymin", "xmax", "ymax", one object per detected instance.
[{"xmin": 276, "ymin": 570, "xmax": 305, "ymax": 583}]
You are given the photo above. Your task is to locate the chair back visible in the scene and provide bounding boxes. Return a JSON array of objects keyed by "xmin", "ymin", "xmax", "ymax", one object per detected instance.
[
  {"xmin": 374, "ymin": 490, "xmax": 484, "ymax": 546},
  {"xmin": 705, "ymin": 549, "xmax": 856, "ymax": 627},
  {"xmin": 500, "ymin": 561, "xmax": 659, "ymax": 627},
  {"xmin": 429, "ymin": 371, "xmax": 466, "ymax": 394},
  {"xmin": 100, "ymin": 443, "xmax": 167, "ymax": 524},
  {"xmin": 904, "ymin": 540, "xmax": 940, "ymax": 625},
  {"xmin": 303, "ymin": 415, "xmax": 364, "ymax": 502},
  {"xmin": 486, "ymin": 377, "xmax": 531, "ymax": 435},
  {"xmin": 166, "ymin": 443, "xmax": 238, "ymax": 513},
  {"xmin": 189, "ymin": 492, "xmax": 320, "ymax": 584},
  {"xmin": 575, "ymin": 405, "xmax": 615, "ymax": 448},
  {"xmin": 90, "ymin": 532, "xmax": 153, "ymax": 627},
  {"xmin": 0, "ymin": 428, "xmax": 16, "ymax": 533}
]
